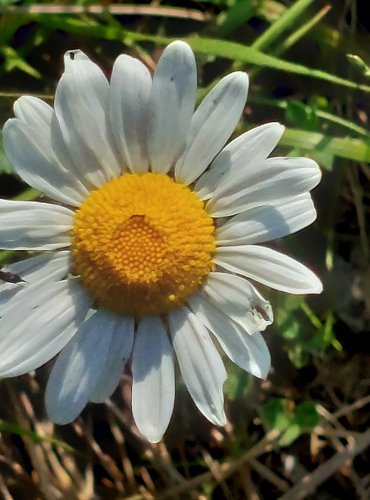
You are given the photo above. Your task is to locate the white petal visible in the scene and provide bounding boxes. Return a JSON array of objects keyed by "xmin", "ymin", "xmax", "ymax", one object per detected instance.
[
  {"xmin": 45, "ymin": 309, "xmax": 117, "ymax": 424},
  {"xmin": 132, "ymin": 316, "xmax": 175, "ymax": 443},
  {"xmin": 90, "ymin": 315, "xmax": 134, "ymax": 403},
  {"xmin": 207, "ymin": 157, "xmax": 321, "ymax": 217},
  {"xmin": 195, "ymin": 122, "xmax": 284, "ymax": 200},
  {"xmin": 176, "ymin": 72, "xmax": 249, "ymax": 185},
  {"xmin": 201, "ymin": 272, "xmax": 272, "ymax": 333},
  {"xmin": 3, "ymin": 114, "xmax": 89, "ymax": 207},
  {"xmin": 0, "ymin": 251, "xmax": 70, "ymax": 315},
  {"xmin": 0, "ymin": 200, "xmax": 73, "ymax": 250},
  {"xmin": 148, "ymin": 41, "xmax": 197, "ymax": 173},
  {"xmin": 216, "ymin": 193, "xmax": 317, "ymax": 246},
  {"xmin": 55, "ymin": 50, "xmax": 121, "ymax": 186},
  {"xmin": 168, "ymin": 307, "xmax": 227, "ymax": 426},
  {"xmin": 0, "ymin": 279, "xmax": 91, "ymax": 377},
  {"xmin": 14, "ymin": 95, "xmax": 54, "ymax": 126},
  {"xmin": 110, "ymin": 55, "xmax": 152, "ymax": 173},
  {"xmin": 9, "ymin": 95, "xmax": 90, "ymax": 200},
  {"xmin": 216, "ymin": 245, "xmax": 323, "ymax": 294},
  {"xmin": 189, "ymin": 294, "xmax": 271, "ymax": 379}
]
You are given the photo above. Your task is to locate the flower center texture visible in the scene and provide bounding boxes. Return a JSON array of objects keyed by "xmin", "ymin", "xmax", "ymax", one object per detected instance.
[{"xmin": 72, "ymin": 172, "xmax": 216, "ymax": 316}]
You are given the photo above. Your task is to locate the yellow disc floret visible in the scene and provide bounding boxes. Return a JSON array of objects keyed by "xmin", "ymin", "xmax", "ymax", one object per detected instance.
[{"xmin": 72, "ymin": 173, "xmax": 215, "ymax": 316}]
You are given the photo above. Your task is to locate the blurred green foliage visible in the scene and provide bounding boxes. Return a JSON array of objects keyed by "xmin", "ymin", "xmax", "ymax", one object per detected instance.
[{"xmin": 261, "ymin": 398, "xmax": 321, "ymax": 446}]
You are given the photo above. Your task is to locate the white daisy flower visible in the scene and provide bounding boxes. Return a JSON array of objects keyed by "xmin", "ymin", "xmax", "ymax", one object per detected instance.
[{"xmin": 0, "ymin": 42, "xmax": 322, "ymax": 442}]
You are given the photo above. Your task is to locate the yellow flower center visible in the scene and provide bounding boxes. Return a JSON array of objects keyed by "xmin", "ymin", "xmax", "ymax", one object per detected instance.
[{"xmin": 72, "ymin": 172, "xmax": 215, "ymax": 317}]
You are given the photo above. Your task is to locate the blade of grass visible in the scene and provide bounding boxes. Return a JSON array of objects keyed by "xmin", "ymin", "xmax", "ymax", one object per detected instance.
[
  {"xmin": 252, "ymin": 0, "xmax": 316, "ymax": 51},
  {"xmin": 0, "ymin": 419, "xmax": 74, "ymax": 451},
  {"xmin": 275, "ymin": 5, "xmax": 332, "ymax": 56},
  {"xmin": 0, "ymin": 4, "xmax": 212, "ymax": 21},
  {"xmin": 31, "ymin": 16, "xmax": 370, "ymax": 94},
  {"xmin": 281, "ymin": 128, "xmax": 370, "ymax": 163}
]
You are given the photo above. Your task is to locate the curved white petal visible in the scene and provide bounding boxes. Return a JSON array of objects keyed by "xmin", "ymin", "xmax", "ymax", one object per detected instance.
[
  {"xmin": 175, "ymin": 72, "xmax": 249, "ymax": 185},
  {"xmin": 207, "ymin": 157, "xmax": 321, "ymax": 217},
  {"xmin": 189, "ymin": 294, "xmax": 271, "ymax": 379},
  {"xmin": 110, "ymin": 55, "xmax": 152, "ymax": 173},
  {"xmin": 90, "ymin": 315, "xmax": 134, "ymax": 403},
  {"xmin": 148, "ymin": 41, "xmax": 197, "ymax": 173},
  {"xmin": 0, "ymin": 251, "xmax": 70, "ymax": 315},
  {"xmin": 45, "ymin": 309, "xmax": 121, "ymax": 424},
  {"xmin": 0, "ymin": 200, "xmax": 73, "ymax": 250},
  {"xmin": 195, "ymin": 122, "xmax": 284, "ymax": 200},
  {"xmin": 216, "ymin": 245, "xmax": 323, "ymax": 294},
  {"xmin": 168, "ymin": 307, "xmax": 227, "ymax": 426},
  {"xmin": 201, "ymin": 272, "xmax": 272, "ymax": 333},
  {"xmin": 14, "ymin": 95, "xmax": 53, "ymax": 126},
  {"xmin": 216, "ymin": 193, "xmax": 317, "ymax": 246},
  {"xmin": 10, "ymin": 95, "xmax": 91, "ymax": 198},
  {"xmin": 55, "ymin": 50, "xmax": 121, "ymax": 186},
  {"xmin": 3, "ymin": 114, "xmax": 89, "ymax": 207},
  {"xmin": 132, "ymin": 316, "xmax": 175, "ymax": 443},
  {"xmin": 0, "ymin": 279, "xmax": 91, "ymax": 377}
]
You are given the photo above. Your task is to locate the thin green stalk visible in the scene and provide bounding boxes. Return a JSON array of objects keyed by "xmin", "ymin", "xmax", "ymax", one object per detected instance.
[
  {"xmin": 275, "ymin": 4, "xmax": 332, "ymax": 55},
  {"xmin": 252, "ymin": 0, "xmax": 316, "ymax": 51}
]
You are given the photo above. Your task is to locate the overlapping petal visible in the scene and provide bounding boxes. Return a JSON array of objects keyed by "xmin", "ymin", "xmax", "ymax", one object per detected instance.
[
  {"xmin": 3, "ymin": 97, "xmax": 89, "ymax": 206},
  {"xmin": 189, "ymin": 294, "xmax": 270, "ymax": 379},
  {"xmin": 195, "ymin": 122, "xmax": 283, "ymax": 199},
  {"xmin": 110, "ymin": 55, "xmax": 152, "ymax": 173},
  {"xmin": 90, "ymin": 315, "xmax": 134, "ymax": 403},
  {"xmin": 0, "ymin": 279, "xmax": 91, "ymax": 377},
  {"xmin": 132, "ymin": 316, "xmax": 175, "ymax": 442},
  {"xmin": 207, "ymin": 157, "xmax": 321, "ymax": 217},
  {"xmin": 0, "ymin": 200, "xmax": 74, "ymax": 250},
  {"xmin": 0, "ymin": 251, "xmax": 70, "ymax": 316},
  {"xmin": 216, "ymin": 245, "xmax": 323, "ymax": 294},
  {"xmin": 216, "ymin": 193, "xmax": 317, "ymax": 245},
  {"xmin": 45, "ymin": 309, "xmax": 116, "ymax": 424},
  {"xmin": 55, "ymin": 50, "xmax": 121, "ymax": 186},
  {"xmin": 175, "ymin": 72, "xmax": 249, "ymax": 185},
  {"xmin": 148, "ymin": 41, "xmax": 197, "ymax": 173},
  {"xmin": 169, "ymin": 307, "xmax": 227, "ymax": 426},
  {"xmin": 201, "ymin": 272, "xmax": 272, "ymax": 333}
]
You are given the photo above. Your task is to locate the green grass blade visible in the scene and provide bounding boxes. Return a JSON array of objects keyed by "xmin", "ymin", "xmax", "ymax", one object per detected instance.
[
  {"xmin": 0, "ymin": 419, "xmax": 74, "ymax": 451},
  {"xmin": 281, "ymin": 128, "xmax": 370, "ymax": 164},
  {"xmin": 32, "ymin": 16, "xmax": 370, "ymax": 94},
  {"xmin": 252, "ymin": 0, "xmax": 316, "ymax": 51}
]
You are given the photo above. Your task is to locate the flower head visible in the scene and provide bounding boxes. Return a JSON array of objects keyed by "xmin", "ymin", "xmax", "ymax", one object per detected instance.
[{"xmin": 0, "ymin": 41, "xmax": 322, "ymax": 442}]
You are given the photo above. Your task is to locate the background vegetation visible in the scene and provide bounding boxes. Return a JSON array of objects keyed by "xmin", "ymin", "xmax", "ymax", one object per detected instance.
[{"xmin": 0, "ymin": 0, "xmax": 369, "ymax": 498}]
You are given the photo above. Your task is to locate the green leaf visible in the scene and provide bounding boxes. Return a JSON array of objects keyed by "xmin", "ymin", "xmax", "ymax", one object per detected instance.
[
  {"xmin": 295, "ymin": 402, "xmax": 321, "ymax": 428},
  {"xmin": 285, "ymin": 101, "xmax": 318, "ymax": 131},
  {"xmin": 279, "ymin": 423, "xmax": 302, "ymax": 446},
  {"xmin": 260, "ymin": 398, "xmax": 293, "ymax": 432},
  {"xmin": 261, "ymin": 399, "xmax": 321, "ymax": 447},
  {"xmin": 281, "ymin": 128, "xmax": 370, "ymax": 164}
]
